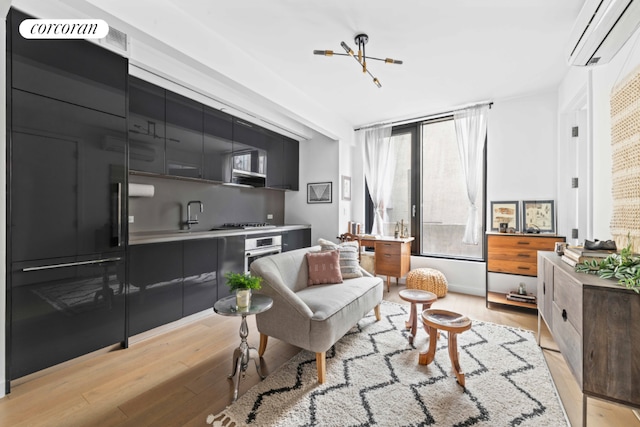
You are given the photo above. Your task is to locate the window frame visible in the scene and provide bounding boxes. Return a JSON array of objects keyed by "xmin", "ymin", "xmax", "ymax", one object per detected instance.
[{"xmin": 365, "ymin": 117, "xmax": 487, "ymax": 261}]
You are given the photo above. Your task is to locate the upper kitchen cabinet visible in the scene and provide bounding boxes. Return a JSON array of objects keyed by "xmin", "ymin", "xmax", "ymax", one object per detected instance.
[
  {"xmin": 166, "ymin": 92, "xmax": 204, "ymax": 178},
  {"xmin": 128, "ymin": 77, "xmax": 166, "ymax": 175},
  {"xmin": 203, "ymin": 106, "xmax": 233, "ymax": 182},
  {"xmin": 10, "ymin": 89, "xmax": 127, "ymax": 262},
  {"xmin": 9, "ymin": 10, "xmax": 126, "ymax": 117},
  {"xmin": 282, "ymin": 136, "xmax": 300, "ymax": 191}
]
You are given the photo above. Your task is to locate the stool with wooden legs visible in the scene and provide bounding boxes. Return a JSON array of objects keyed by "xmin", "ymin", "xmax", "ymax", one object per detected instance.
[{"xmin": 418, "ymin": 309, "xmax": 472, "ymax": 387}]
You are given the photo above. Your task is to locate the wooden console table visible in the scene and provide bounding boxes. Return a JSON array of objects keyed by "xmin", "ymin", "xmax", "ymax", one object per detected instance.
[
  {"xmin": 359, "ymin": 236, "xmax": 413, "ymax": 291},
  {"xmin": 538, "ymin": 252, "xmax": 640, "ymax": 426}
]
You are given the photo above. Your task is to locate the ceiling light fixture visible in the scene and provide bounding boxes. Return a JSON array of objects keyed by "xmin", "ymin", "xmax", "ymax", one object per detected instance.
[{"xmin": 314, "ymin": 33, "xmax": 402, "ymax": 88}]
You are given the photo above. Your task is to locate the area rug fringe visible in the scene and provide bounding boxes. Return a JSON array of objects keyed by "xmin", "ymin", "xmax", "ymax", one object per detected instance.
[{"xmin": 207, "ymin": 300, "xmax": 568, "ymax": 426}]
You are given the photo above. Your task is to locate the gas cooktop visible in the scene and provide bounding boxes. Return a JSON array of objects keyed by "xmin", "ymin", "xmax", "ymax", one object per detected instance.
[{"xmin": 211, "ymin": 222, "xmax": 277, "ymax": 230}]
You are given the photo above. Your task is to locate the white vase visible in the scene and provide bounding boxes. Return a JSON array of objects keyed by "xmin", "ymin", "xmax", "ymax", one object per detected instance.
[{"xmin": 236, "ymin": 288, "xmax": 251, "ymax": 309}]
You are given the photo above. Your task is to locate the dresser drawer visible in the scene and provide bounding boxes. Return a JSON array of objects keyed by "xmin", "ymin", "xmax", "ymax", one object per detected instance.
[
  {"xmin": 553, "ymin": 267, "xmax": 583, "ymax": 335},
  {"xmin": 487, "ymin": 248, "xmax": 537, "ymax": 262},
  {"xmin": 552, "ymin": 302, "xmax": 583, "ymax": 387},
  {"xmin": 488, "ymin": 235, "xmax": 560, "ymax": 251},
  {"xmin": 487, "ymin": 259, "xmax": 536, "ymax": 276},
  {"xmin": 375, "ymin": 253, "xmax": 399, "ymax": 275},
  {"xmin": 375, "ymin": 241, "xmax": 401, "ymax": 256}
]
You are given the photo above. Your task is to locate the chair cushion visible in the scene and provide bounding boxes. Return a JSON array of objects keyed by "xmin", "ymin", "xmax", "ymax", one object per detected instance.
[
  {"xmin": 306, "ymin": 250, "xmax": 343, "ymax": 285},
  {"xmin": 318, "ymin": 238, "xmax": 363, "ymax": 279}
]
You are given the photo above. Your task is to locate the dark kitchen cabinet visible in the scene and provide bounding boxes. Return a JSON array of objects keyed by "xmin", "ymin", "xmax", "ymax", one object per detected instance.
[
  {"xmin": 264, "ymin": 130, "xmax": 285, "ymax": 189},
  {"xmin": 9, "ymin": 10, "xmax": 127, "ymax": 117},
  {"xmin": 128, "ymin": 76, "xmax": 166, "ymax": 174},
  {"xmin": 10, "ymin": 255, "xmax": 125, "ymax": 380},
  {"xmin": 166, "ymin": 91, "xmax": 204, "ymax": 178},
  {"xmin": 217, "ymin": 235, "xmax": 246, "ymax": 300},
  {"xmin": 283, "ymin": 136, "xmax": 299, "ymax": 191},
  {"xmin": 203, "ymin": 106, "xmax": 234, "ymax": 182},
  {"xmin": 183, "ymin": 239, "xmax": 218, "ymax": 316},
  {"xmin": 282, "ymin": 228, "xmax": 311, "ymax": 252},
  {"xmin": 128, "ymin": 242, "xmax": 183, "ymax": 336},
  {"xmin": 10, "ymin": 89, "xmax": 127, "ymax": 262}
]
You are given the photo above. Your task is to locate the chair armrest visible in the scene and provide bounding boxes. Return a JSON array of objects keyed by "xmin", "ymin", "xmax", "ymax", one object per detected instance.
[{"xmin": 252, "ymin": 260, "xmax": 313, "ymax": 318}]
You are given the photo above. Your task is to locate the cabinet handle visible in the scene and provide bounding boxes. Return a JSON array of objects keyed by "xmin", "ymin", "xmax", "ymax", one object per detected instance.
[
  {"xmin": 516, "ymin": 253, "xmax": 531, "ymax": 258},
  {"xmin": 23, "ymin": 257, "xmax": 122, "ymax": 272},
  {"xmin": 562, "ymin": 309, "xmax": 568, "ymax": 322},
  {"xmin": 517, "ymin": 241, "xmax": 531, "ymax": 245},
  {"xmin": 543, "ymin": 282, "xmax": 546, "ymax": 295},
  {"xmin": 517, "ymin": 266, "xmax": 530, "ymax": 271}
]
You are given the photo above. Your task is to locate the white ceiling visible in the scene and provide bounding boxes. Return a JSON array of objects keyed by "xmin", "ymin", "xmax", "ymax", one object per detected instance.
[
  {"xmin": 175, "ymin": 0, "xmax": 586, "ymax": 128},
  {"xmin": 24, "ymin": 0, "xmax": 587, "ymax": 133}
]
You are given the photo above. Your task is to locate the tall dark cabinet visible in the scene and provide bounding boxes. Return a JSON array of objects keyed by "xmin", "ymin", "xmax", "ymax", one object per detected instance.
[{"xmin": 7, "ymin": 9, "xmax": 128, "ymax": 383}]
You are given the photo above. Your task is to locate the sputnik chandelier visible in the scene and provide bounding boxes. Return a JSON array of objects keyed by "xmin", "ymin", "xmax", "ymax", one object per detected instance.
[{"xmin": 313, "ymin": 33, "xmax": 403, "ymax": 88}]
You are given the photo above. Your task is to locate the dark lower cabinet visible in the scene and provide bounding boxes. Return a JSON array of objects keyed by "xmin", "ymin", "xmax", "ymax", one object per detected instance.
[
  {"xmin": 183, "ymin": 239, "xmax": 218, "ymax": 316},
  {"xmin": 128, "ymin": 242, "xmax": 183, "ymax": 336},
  {"xmin": 10, "ymin": 255, "xmax": 126, "ymax": 380},
  {"xmin": 282, "ymin": 228, "xmax": 311, "ymax": 252},
  {"xmin": 217, "ymin": 236, "xmax": 246, "ymax": 300}
]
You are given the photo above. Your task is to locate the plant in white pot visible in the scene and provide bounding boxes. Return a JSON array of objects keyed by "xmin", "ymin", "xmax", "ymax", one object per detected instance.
[{"xmin": 225, "ymin": 272, "xmax": 263, "ymax": 309}]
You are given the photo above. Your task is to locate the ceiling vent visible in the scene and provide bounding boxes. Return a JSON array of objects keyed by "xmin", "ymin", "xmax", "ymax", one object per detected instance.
[
  {"xmin": 567, "ymin": 0, "xmax": 640, "ymax": 66},
  {"xmin": 98, "ymin": 25, "xmax": 129, "ymax": 57}
]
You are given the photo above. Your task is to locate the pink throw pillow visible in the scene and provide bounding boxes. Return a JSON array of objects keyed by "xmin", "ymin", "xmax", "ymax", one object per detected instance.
[{"xmin": 306, "ymin": 250, "xmax": 343, "ymax": 285}]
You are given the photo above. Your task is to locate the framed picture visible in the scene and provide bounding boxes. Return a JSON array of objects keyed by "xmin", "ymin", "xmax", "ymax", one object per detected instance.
[
  {"xmin": 522, "ymin": 200, "xmax": 555, "ymax": 233},
  {"xmin": 341, "ymin": 175, "xmax": 351, "ymax": 201},
  {"xmin": 307, "ymin": 182, "xmax": 332, "ymax": 204},
  {"xmin": 490, "ymin": 201, "xmax": 519, "ymax": 231}
]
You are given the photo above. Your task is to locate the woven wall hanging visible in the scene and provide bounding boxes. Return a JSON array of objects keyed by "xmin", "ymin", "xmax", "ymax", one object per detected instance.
[{"xmin": 610, "ymin": 65, "xmax": 640, "ymax": 250}]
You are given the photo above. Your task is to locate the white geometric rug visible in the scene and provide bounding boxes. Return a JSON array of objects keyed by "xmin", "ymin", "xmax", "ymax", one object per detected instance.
[{"xmin": 208, "ymin": 301, "xmax": 568, "ymax": 426}]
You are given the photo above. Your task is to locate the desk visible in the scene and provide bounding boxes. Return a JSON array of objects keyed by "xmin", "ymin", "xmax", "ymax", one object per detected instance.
[
  {"xmin": 213, "ymin": 293, "xmax": 273, "ymax": 401},
  {"xmin": 359, "ymin": 236, "xmax": 414, "ymax": 291}
]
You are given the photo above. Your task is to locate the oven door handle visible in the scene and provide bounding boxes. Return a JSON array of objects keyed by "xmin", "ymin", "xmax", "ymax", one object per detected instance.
[{"xmin": 246, "ymin": 247, "xmax": 282, "ymax": 257}]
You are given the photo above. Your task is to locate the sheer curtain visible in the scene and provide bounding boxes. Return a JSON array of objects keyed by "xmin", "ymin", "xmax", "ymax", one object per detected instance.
[
  {"xmin": 361, "ymin": 125, "xmax": 395, "ymax": 235},
  {"xmin": 454, "ymin": 105, "xmax": 489, "ymax": 245}
]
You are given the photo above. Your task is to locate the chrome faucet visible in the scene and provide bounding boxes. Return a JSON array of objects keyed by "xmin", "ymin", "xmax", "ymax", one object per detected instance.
[{"xmin": 186, "ymin": 201, "xmax": 204, "ymax": 229}]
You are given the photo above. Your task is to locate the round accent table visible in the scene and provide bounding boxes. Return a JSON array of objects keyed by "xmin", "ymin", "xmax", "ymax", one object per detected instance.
[
  {"xmin": 214, "ymin": 293, "xmax": 273, "ymax": 401},
  {"xmin": 419, "ymin": 309, "xmax": 472, "ymax": 387},
  {"xmin": 398, "ymin": 288, "xmax": 438, "ymax": 344}
]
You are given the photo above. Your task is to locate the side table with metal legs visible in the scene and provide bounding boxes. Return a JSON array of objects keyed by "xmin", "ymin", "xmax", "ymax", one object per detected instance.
[{"xmin": 214, "ymin": 293, "xmax": 273, "ymax": 401}]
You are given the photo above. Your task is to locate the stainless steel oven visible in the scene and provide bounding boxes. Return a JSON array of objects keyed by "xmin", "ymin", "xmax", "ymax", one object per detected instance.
[{"xmin": 244, "ymin": 234, "xmax": 282, "ymax": 274}]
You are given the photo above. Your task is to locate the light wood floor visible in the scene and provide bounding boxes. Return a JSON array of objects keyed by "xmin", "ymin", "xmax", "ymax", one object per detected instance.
[{"xmin": 1, "ymin": 285, "xmax": 638, "ymax": 427}]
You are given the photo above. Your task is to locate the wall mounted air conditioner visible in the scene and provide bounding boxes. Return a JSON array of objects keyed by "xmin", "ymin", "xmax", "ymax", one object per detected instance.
[{"xmin": 567, "ymin": 0, "xmax": 640, "ymax": 66}]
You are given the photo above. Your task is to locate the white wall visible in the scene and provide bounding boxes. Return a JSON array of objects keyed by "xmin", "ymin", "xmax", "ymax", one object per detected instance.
[
  {"xmin": 559, "ymin": 28, "xmax": 640, "ymax": 242},
  {"xmin": 487, "ymin": 91, "xmax": 559, "ymax": 210},
  {"xmin": 285, "ymin": 130, "xmax": 341, "ymax": 244}
]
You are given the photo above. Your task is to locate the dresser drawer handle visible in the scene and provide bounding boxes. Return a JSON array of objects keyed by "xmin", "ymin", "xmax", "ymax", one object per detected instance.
[
  {"xmin": 562, "ymin": 309, "xmax": 568, "ymax": 322},
  {"xmin": 516, "ymin": 253, "xmax": 531, "ymax": 258},
  {"xmin": 384, "ymin": 254, "xmax": 391, "ymax": 258},
  {"xmin": 517, "ymin": 241, "xmax": 531, "ymax": 245},
  {"xmin": 517, "ymin": 266, "xmax": 531, "ymax": 271}
]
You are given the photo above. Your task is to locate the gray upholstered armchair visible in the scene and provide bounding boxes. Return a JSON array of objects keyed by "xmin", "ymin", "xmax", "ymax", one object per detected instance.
[{"xmin": 250, "ymin": 246, "xmax": 383, "ymax": 383}]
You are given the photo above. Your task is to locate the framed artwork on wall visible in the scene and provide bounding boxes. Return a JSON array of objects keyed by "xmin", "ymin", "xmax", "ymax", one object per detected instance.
[
  {"xmin": 522, "ymin": 200, "xmax": 555, "ymax": 233},
  {"xmin": 490, "ymin": 201, "xmax": 519, "ymax": 231},
  {"xmin": 341, "ymin": 175, "xmax": 351, "ymax": 201},
  {"xmin": 307, "ymin": 182, "xmax": 332, "ymax": 204}
]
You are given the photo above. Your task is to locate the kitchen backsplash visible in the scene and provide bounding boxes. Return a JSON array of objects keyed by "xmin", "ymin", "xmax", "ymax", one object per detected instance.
[{"xmin": 128, "ymin": 174, "xmax": 285, "ymax": 233}]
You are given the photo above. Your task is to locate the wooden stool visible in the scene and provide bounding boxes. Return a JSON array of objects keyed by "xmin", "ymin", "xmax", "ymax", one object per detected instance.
[
  {"xmin": 398, "ymin": 289, "xmax": 437, "ymax": 344},
  {"xmin": 419, "ymin": 309, "xmax": 472, "ymax": 387},
  {"xmin": 406, "ymin": 268, "xmax": 448, "ymax": 297}
]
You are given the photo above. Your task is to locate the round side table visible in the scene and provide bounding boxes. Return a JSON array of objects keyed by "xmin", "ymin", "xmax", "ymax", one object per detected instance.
[
  {"xmin": 398, "ymin": 288, "xmax": 437, "ymax": 344},
  {"xmin": 214, "ymin": 293, "xmax": 273, "ymax": 401}
]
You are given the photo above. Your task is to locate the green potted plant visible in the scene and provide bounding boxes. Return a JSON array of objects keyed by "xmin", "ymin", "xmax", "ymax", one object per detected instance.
[
  {"xmin": 575, "ymin": 237, "xmax": 640, "ymax": 293},
  {"xmin": 225, "ymin": 272, "xmax": 263, "ymax": 308}
]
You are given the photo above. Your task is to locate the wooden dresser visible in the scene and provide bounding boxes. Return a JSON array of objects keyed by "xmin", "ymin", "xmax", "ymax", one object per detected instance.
[
  {"xmin": 486, "ymin": 233, "xmax": 565, "ymax": 308},
  {"xmin": 359, "ymin": 236, "xmax": 413, "ymax": 292},
  {"xmin": 538, "ymin": 252, "xmax": 640, "ymax": 425}
]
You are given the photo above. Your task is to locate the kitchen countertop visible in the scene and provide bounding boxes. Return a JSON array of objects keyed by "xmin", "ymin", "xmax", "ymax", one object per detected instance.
[{"xmin": 129, "ymin": 224, "xmax": 311, "ymax": 245}]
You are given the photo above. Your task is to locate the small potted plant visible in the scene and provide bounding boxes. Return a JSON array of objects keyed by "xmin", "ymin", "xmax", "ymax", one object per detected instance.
[{"xmin": 225, "ymin": 271, "xmax": 263, "ymax": 309}]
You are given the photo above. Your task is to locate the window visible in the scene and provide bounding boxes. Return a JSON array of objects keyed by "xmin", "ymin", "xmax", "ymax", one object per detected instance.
[{"xmin": 366, "ymin": 117, "xmax": 485, "ymax": 260}]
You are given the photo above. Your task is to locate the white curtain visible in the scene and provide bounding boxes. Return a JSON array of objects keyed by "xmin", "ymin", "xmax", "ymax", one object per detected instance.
[
  {"xmin": 361, "ymin": 125, "xmax": 395, "ymax": 235},
  {"xmin": 454, "ymin": 105, "xmax": 489, "ymax": 245}
]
